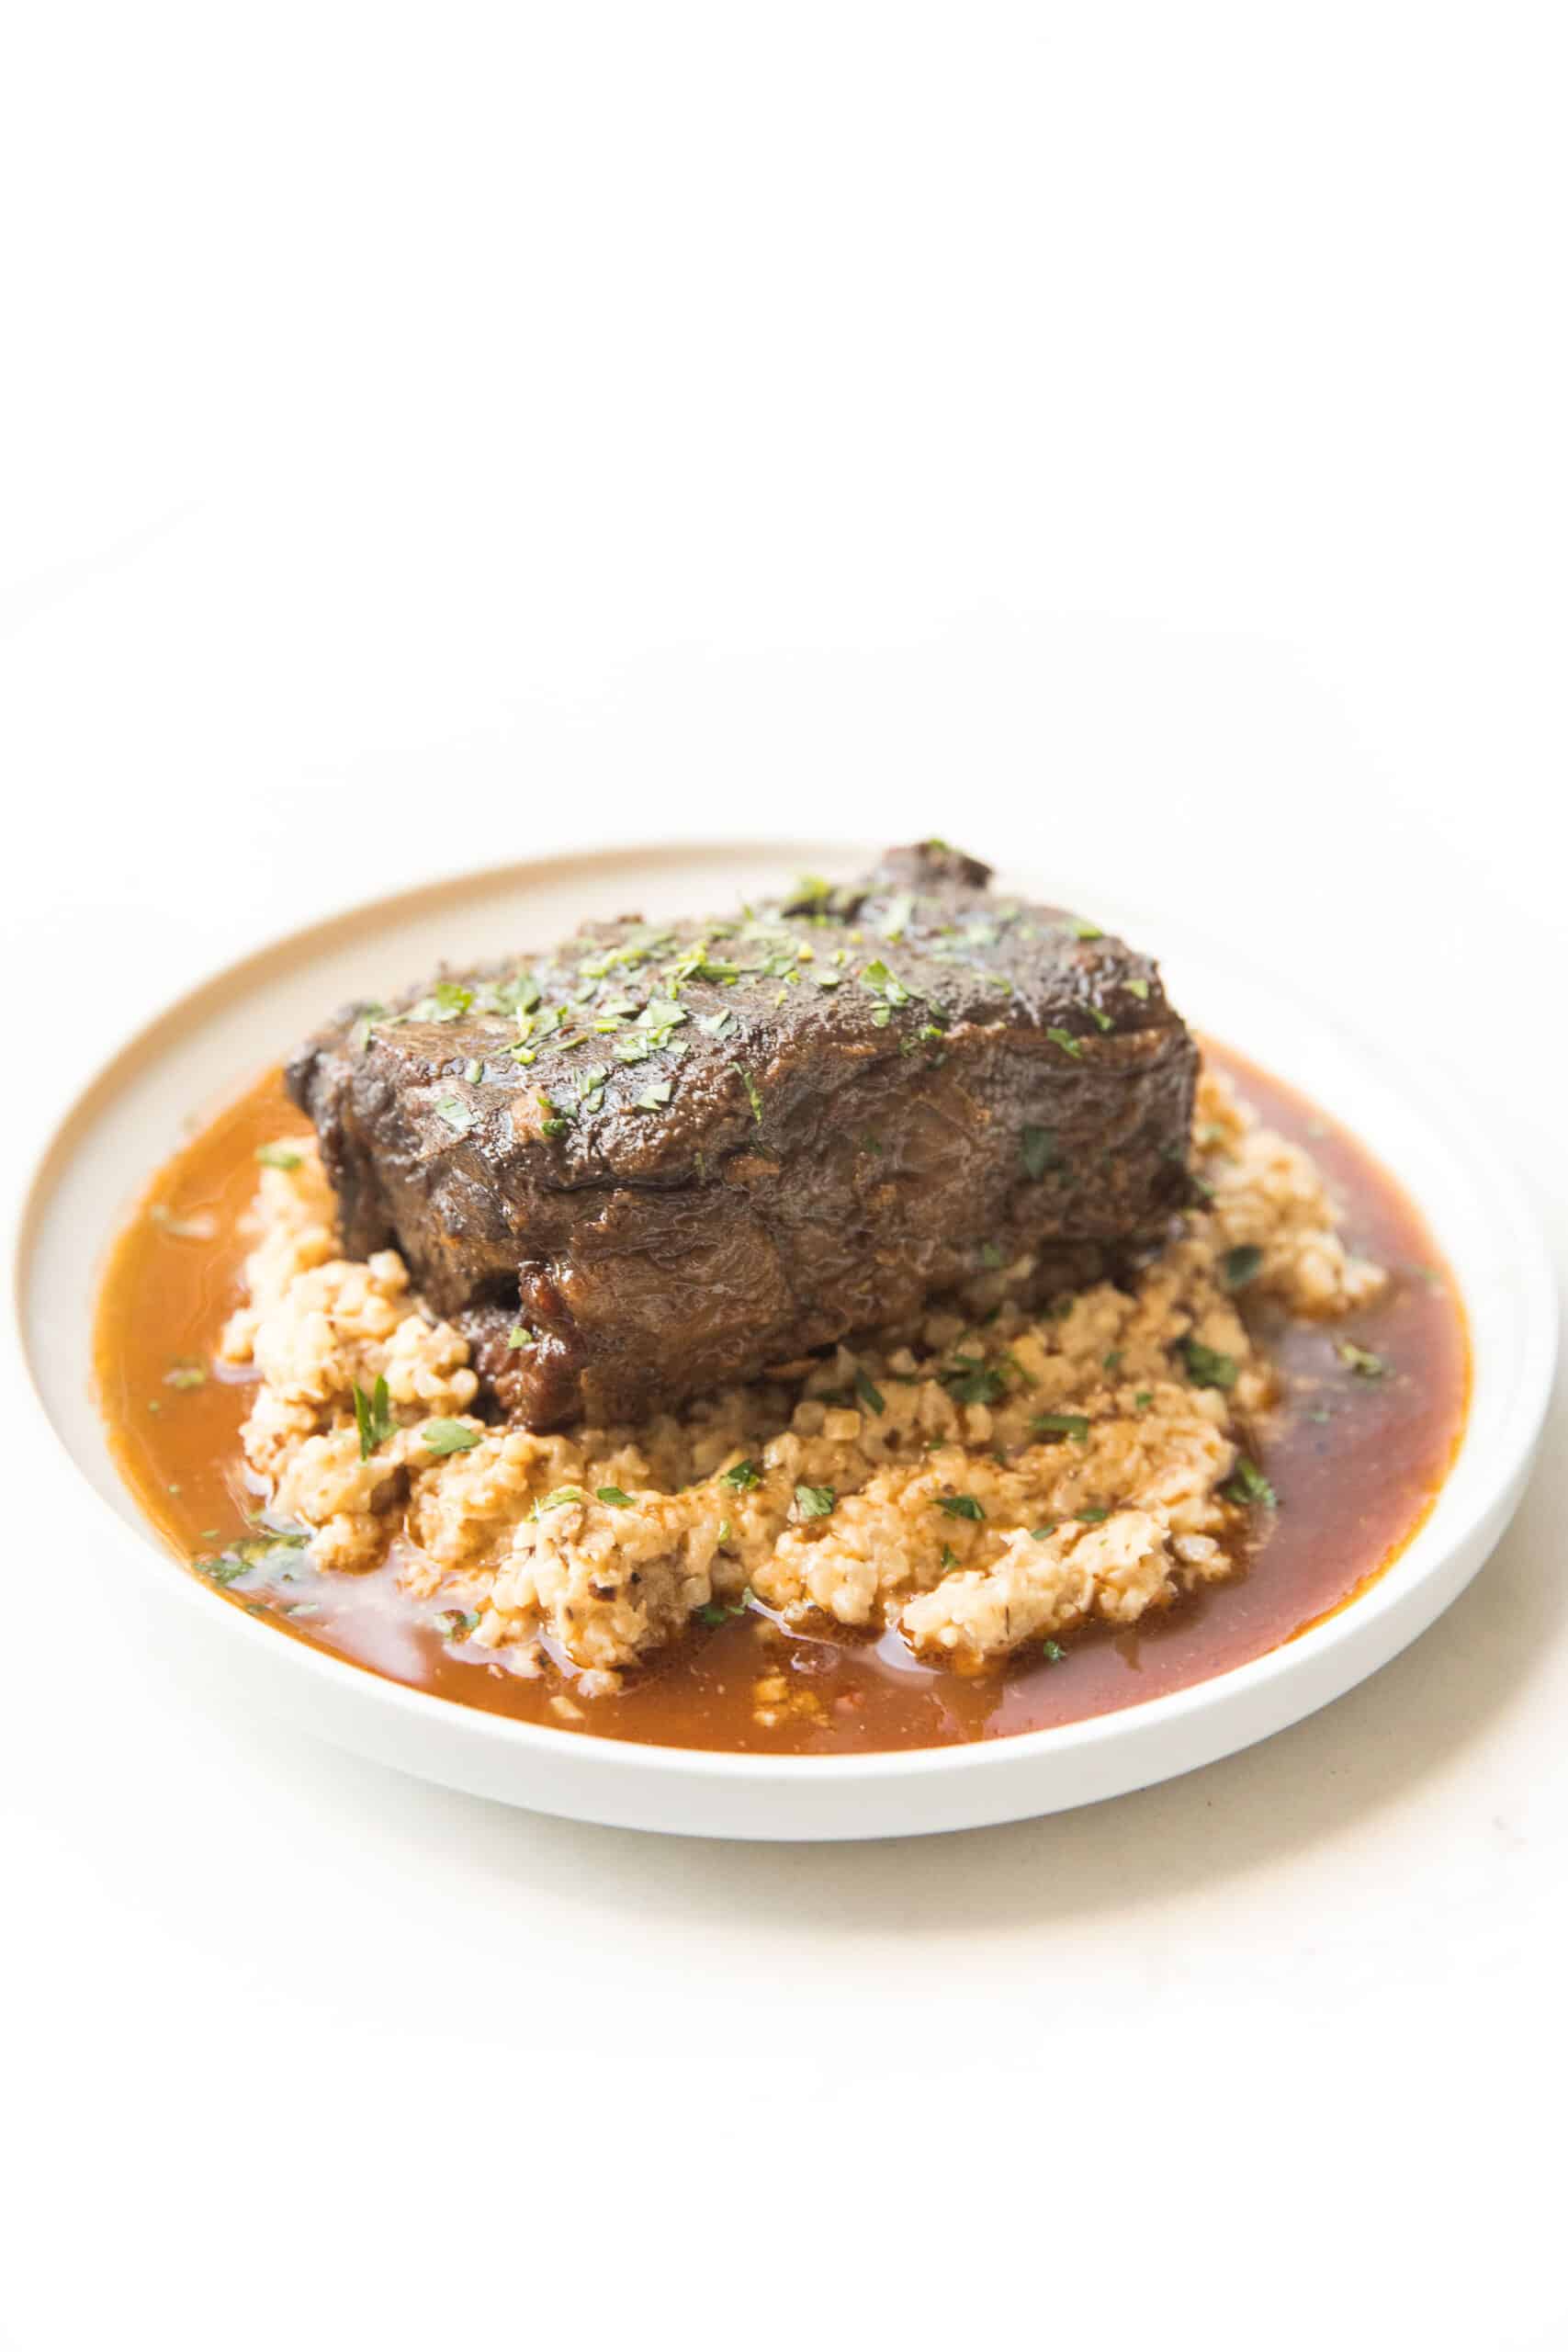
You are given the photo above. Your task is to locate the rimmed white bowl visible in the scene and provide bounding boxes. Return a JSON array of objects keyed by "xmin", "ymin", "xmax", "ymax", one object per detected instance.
[{"xmin": 12, "ymin": 841, "xmax": 1556, "ymax": 1839}]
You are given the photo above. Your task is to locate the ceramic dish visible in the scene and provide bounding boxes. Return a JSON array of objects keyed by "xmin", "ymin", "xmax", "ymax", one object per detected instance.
[{"xmin": 12, "ymin": 842, "xmax": 1555, "ymax": 1838}]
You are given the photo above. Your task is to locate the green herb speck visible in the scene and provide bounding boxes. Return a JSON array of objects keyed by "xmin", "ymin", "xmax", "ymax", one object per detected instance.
[
  {"xmin": 352, "ymin": 1374, "xmax": 395, "ymax": 1460},
  {"xmin": 422, "ymin": 1419, "xmax": 483, "ymax": 1456}
]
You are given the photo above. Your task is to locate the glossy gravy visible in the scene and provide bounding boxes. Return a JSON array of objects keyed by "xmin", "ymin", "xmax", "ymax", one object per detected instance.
[{"xmin": 95, "ymin": 1045, "xmax": 1469, "ymax": 1754}]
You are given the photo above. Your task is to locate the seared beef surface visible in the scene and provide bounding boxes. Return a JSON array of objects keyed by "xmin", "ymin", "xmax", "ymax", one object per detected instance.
[{"xmin": 288, "ymin": 843, "xmax": 1197, "ymax": 1428}]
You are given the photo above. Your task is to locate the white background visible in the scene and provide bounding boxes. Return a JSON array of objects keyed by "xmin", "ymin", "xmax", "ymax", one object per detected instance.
[{"xmin": 3, "ymin": 5, "xmax": 1566, "ymax": 2347}]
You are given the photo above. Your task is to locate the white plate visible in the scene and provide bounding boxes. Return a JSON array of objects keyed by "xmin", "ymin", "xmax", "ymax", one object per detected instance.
[{"xmin": 12, "ymin": 841, "xmax": 1557, "ymax": 1839}]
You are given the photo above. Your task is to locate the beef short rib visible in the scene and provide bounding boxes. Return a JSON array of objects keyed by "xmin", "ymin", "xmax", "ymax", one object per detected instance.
[{"xmin": 288, "ymin": 842, "xmax": 1197, "ymax": 1428}]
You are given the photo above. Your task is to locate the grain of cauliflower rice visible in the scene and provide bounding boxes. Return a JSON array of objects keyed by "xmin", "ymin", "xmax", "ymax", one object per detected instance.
[{"xmin": 219, "ymin": 1068, "xmax": 1383, "ymax": 1692}]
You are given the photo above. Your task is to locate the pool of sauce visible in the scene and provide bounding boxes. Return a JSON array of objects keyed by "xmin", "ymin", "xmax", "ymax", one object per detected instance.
[{"xmin": 94, "ymin": 1045, "xmax": 1470, "ymax": 1755}]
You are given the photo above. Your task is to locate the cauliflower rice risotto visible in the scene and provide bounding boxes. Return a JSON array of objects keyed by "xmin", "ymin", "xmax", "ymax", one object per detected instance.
[{"xmin": 98, "ymin": 1047, "xmax": 1468, "ymax": 1755}]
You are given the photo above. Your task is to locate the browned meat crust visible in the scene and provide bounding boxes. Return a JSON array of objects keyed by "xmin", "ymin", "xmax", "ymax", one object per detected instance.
[{"xmin": 287, "ymin": 843, "xmax": 1197, "ymax": 1428}]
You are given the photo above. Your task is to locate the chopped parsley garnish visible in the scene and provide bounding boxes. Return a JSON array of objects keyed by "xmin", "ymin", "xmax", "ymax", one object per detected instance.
[
  {"xmin": 940, "ymin": 1544, "xmax": 959, "ymax": 1569},
  {"xmin": 1042, "ymin": 1640, "xmax": 1066, "ymax": 1664},
  {"xmin": 853, "ymin": 1366, "xmax": 886, "ymax": 1416},
  {"xmin": 979, "ymin": 1241, "xmax": 1005, "ymax": 1270},
  {"xmin": 507, "ymin": 1325, "xmax": 534, "ymax": 1350},
  {"xmin": 637, "ymin": 996, "xmax": 688, "ymax": 1036},
  {"xmin": 164, "ymin": 1363, "xmax": 207, "ymax": 1391},
  {"xmin": 739, "ymin": 1067, "xmax": 764, "ymax": 1124},
  {"xmin": 697, "ymin": 1009, "xmax": 738, "ymax": 1036},
  {"xmin": 434, "ymin": 1609, "xmax": 479, "ymax": 1640},
  {"xmin": 434, "ymin": 1095, "xmax": 476, "ymax": 1133},
  {"xmin": 1032, "ymin": 1412, "xmax": 1090, "ymax": 1442},
  {"xmin": 431, "ymin": 980, "xmax": 474, "ymax": 1020},
  {"xmin": 1084, "ymin": 1006, "xmax": 1114, "ymax": 1033},
  {"xmin": 254, "ymin": 1143, "xmax": 303, "ymax": 1170},
  {"xmin": 635, "ymin": 1079, "xmax": 673, "ymax": 1112},
  {"xmin": 1045, "ymin": 1026, "xmax": 1084, "ymax": 1058},
  {"xmin": 1221, "ymin": 1456, "xmax": 1278, "ymax": 1509},
  {"xmin": 194, "ymin": 1529, "xmax": 310, "ymax": 1587},
  {"xmin": 1125, "ymin": 978, "xmax": 1150, "ymax": 1001},
  {"xmin": 1020, "ymin": 1125, "xmax": 1060, "ymax": 1181},
  {"xmin": 532, "ymin": 1484, "xmax": 585, "ymax": 1514},
  {"xmin": 1102, "ymin": 1349, "xmax": 1122, "ymax": 1372},
  {"xmin": 1029, "ymin": 1522, "xmax": 1059, "ymax": 1541},
  {"xmin": 1221, "ymin": 1244, "xmax": 1264, "ymax": 1290},
  {"xmin": 794, "ymin": 1483, "xmax": 836, "ymax": 1521},
  {"xmin": 1067, "ymin": 918, "xmax": 1103, "ymax": 941},
  {"xmin": 1075, "ymin": 1506, "xmax": 1111, "ymax": 1524},
  {"xmin": 352, "ymin": 1374, "xmax": 395, "ymax": 1460},
  {"xmin": 880, "ymin": 893, "xmax": 915, "ymax": 942},
  {"xmin": 422, "ymin": 1419, "xmax": 484, "ymax": 1456},
  {"xmin": 935, "ymin": 1494, "xmax": 986, "ymax": 1521},
  {"xmin": 721, "ymin": 1458, "xmax": 762, "ymax": 1491},
  {"xmin": 698, "ymin": 1592, "xmax": 751, "ymax": 1626},
  {"xmin": 595, "ymin": 1486, "xmax": 634, "ymax": 1508},
  {"xmin": 1337, "ymin": 1340, "xmax": 1387, "ymax": 1379},
  {"xmin": 1179, "ymin": 1338, "xmax": 1239, "ymax": 1390},
  {"xmin": 1134, "ymin": 1390, "xmax": 1154, "ymax": 1411},
  {"xmin": 941, "ymin": 1355, "xmax": 1009, "ymax": 1406},
  {"xmin": 861, "ymin": 957, "xmax": 915, "ymax": 1007}
]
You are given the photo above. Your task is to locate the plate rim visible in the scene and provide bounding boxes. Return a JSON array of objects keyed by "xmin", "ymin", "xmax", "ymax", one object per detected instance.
[{"xmin": 10, "ymin": 836, "xmax": 1558, "ymax": 1801}]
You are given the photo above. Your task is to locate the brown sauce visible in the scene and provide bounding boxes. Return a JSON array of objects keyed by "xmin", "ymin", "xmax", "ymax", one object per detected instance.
[{"xmin": 94, "ymin": 1045, "xmax": 1470, "ymax": 1755}]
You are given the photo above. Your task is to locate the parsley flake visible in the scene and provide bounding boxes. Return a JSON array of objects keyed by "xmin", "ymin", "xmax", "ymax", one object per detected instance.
[
  {"xmin": 935, "ymin": 1494, "xmax": 986, "ymax": 1521},
  {"xmin": 941, "ymin": 1355, "xmax": 1009, "ymax": 1407},
  {"xmin": 795, "ymin": 1483, "xmax": 836, "ymax": 1521},
  {"xmin": 422, "ymin": 1419, "xmax": 483, "ymax": 1456},
  {"xmin": 352, "ymin": 1374, "xmax": 395, "ymax": 1460},
  {"xmin": 861, "ymin": 957, "xmax": 915, "ymax": 1007},
  {"xmin": 1032, "ymin": 1412, "xmax": 1090, "ymax": 1442},
  {"xmin": 1221, "ymin": 1456, "xmax": 1278, "ymax": 1509},
  {"xmin": 532, "ymin": 1484, "xmax": 585, "ymax": 1514},
  {"xmin": 1179, "ymin": 1338, "xmax": 1239, "ymax": 1390},
  {"xmin": 255, "ymin": 1143, "xmax": 303, "ymax": 1171}
]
